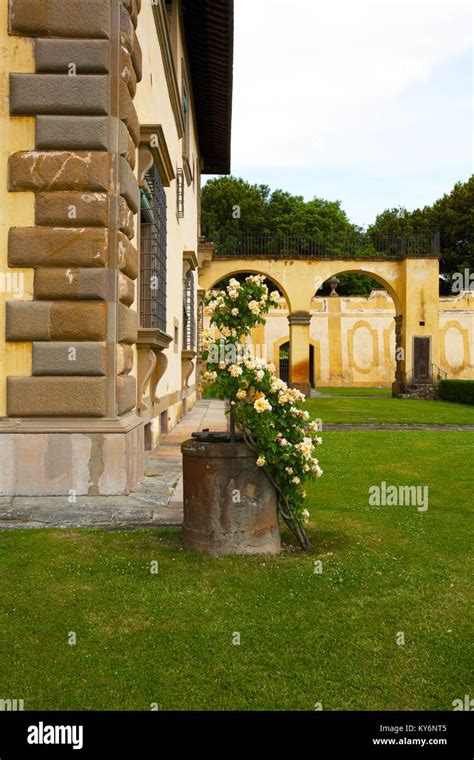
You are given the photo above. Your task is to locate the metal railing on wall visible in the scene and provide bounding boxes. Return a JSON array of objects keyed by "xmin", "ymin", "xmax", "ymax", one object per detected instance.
[{"xmin": 212, "ymin": 232, "xmax": 440, "ymax": 260}]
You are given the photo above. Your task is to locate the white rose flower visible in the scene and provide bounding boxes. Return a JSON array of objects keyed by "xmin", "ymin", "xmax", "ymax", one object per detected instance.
[
  {"xmin": 254, "ymin": 397, "xmax": 272, "ymax": 413},
  {"xmin": 256, "ymin": 456, "xmax": 266, "ymax": 467}
]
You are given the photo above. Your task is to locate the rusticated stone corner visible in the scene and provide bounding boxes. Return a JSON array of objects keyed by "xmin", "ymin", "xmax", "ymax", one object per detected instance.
[
  {"xmin": 7, "ymin": 376, "xmax": 108, "ymax": 417},
  {"xmin": 9, "ymin": 0, "xmax": 111, "ymax": 39}
]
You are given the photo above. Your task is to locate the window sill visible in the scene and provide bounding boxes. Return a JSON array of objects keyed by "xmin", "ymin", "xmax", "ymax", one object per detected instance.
[{"xmin": 137, "ymin": 328, "xmax": 173, "ymax": 351}]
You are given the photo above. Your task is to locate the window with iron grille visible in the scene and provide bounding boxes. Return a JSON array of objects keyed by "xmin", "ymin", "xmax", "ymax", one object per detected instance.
[
  {"xmin": 176, "ymin": 168, "xmax": 184, "ymax": 218},
  {"xmin": 183, "ymin": 270, "xmax": 195, "ymax": 350},
  {"xmin": 140, "ymin": 165, "xmax": 167, "ymax": 332}
]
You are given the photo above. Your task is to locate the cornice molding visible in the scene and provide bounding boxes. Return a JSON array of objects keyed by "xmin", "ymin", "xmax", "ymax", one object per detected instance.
[
  {"xmin": 0, "ymin": 413, "xmax": 143, "ymax": 435},
  {"xmin": 137, "ymin": 327, "xmax": 173, "ymax": 351},
  {"xmin": 183, "ymin": 249, "xmax": 198, "ymax": 272},
  {"xmin": 139, "ymin": 125, "xmax": 176, "ymax": 187}
]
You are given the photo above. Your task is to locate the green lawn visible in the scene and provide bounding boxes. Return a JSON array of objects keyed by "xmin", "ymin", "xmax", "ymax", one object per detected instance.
[
  {"xmin": 304, "ymin": 396, "xmax": 474, "ymax": 424},
  {"xmin": 317, "ymin": 386, "xmax": 391, "ymax": 397},
  {"xmin": 0, "ymin": 431, "xmax": 472, "ymax": 711}
]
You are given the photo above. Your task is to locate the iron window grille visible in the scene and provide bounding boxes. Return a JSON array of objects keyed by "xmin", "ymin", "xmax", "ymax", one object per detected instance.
[
  {"xmin": 140, "ymin": 165, "xmax": 167, "ymax": 332},
  {"xmin": 183, "ymin": 270, "xmax": 195, "ymax": 350},
  {"xmin": 176, "ymin": 168, "xmax": 185, "ymax": 218},
  {"xmin": 197, "ymin": 298, "xmax": 204, "ymax": 355}
]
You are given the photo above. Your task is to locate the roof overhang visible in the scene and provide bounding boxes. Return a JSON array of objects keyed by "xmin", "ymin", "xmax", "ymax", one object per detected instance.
[{"xmin": 181, "ymin": 0, "xmax": 234, "ymax": 175}]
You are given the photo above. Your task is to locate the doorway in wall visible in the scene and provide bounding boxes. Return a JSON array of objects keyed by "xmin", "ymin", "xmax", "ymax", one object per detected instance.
[
  {"xmin": 279, "ymin": 342, "xmax": 289, "ymax": 384},
  {"xmin": 413, "ymin": 337, "xmax": 431, "ymax": 381}
]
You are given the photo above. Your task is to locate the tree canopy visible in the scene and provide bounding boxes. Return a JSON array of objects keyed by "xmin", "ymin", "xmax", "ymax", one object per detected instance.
[
  {"xmin": 368, "ymin": 176, "xmax": 473, "ymax": 293},
  {"xmin": 201, "ymin": 175, "xmax": 473, "ymax": 296}
]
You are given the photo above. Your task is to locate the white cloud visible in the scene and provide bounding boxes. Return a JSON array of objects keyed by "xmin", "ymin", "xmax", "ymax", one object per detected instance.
[{"xmin": 232, "ymin": 0, "xmax": 473, "ymax": 173}]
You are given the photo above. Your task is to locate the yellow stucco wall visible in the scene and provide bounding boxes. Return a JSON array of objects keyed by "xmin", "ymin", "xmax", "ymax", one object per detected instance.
[
  {"xmin": 0, "ymin": 6, "xmax": 35, "ymax": 417},
  {"xmin": 134, "ymin": 1, "xmax": 200, "ymax": 434},
  {"xmin": 264, "ymin": 291, "xmax": 474, "ymax": 386},
  {"xmin": 200, "ymin": 256, "xmax": 456, "ymax": 393}
]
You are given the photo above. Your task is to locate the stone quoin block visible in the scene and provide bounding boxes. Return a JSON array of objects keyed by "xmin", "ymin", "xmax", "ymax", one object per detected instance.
[
  {"xmin": 122, "ymin": 0, "xmax": 139, "ymax": 29},
  {"xmin": 119, "ymin": 196, "xmax": 135, "ymax": 239},
  {"xmin": 117, "ymin": 375, "xmax": 137, "ymax": 414},
  {"xmin": 9, "ymin": 228, "xmax": 109, "ymax": 269},
  {"xmin": 117, "ymin": 343, "xmax": 134, "ymax": 375},
  {"xmin": 119, "ymin": 156, "xmax": 140, "ymax": 213},
  {"xmin": 118, "ymin": 272, "xmax": 135, "ymax": 306},
  {"xmin": 117, "ymin": 303, "xmax": 138, "ymax": 344},
  {"xmin": 34, "ymin": 268, "xmax": 109, "ymax": 301},
  {"xmin": 8, "ymin": 0, "xmax": 111, "ymax": 39},
  {"xmin": 119, "ymin": 120, "xmax": 136, "ymax": 170},
  {"xmin": 32, "ymin": 342, "xmax": 107, "ymax": 376},
  {"xmin": 9, "ymin": 74, "xmax": 110, "ymax": 116},
  {"xmin": 131, "ymin": 29, "xmax": 142, "ymax": 82},
  {"xmin": 120, "ymin": 5, "xmax": 134, "ymax": 57},
  {"xmin": 35, "ymin": 39, "xmax": 111, "ymax": 74},
  {"xmin": 9, "ymin": 151, "xmax": 111, "ymax": 193},
  {"xmin": 7, "ymin": 377, "xmax": 108, "ymax": 418},
  {"xmin": 120, "ymin": 46, "xmax": 137, "ymax": 98},
  {"xmin": 117, "ymin": 232, "xmax": 138, "ymax": 280},
  {"xmin": 6, "ymin": 301, "xmax": 107, "ymax": 341},
  {"xmin": 119, "ymin": 82, "xmax": 140, "ymax": 145},
  {"xmin": 6, "ymin": 301, "xmax": 51, "ymax": 341},
  {"xmin": 35, "ymin": 191, "xmax": 110, "ymax": 228},
  {"xmin": 36, "ymin": 116, "xmax": 111, "ymax": 152},
  {"xmin": 49, "ymin": 302, "xmax": 108, "ymax": 341}
]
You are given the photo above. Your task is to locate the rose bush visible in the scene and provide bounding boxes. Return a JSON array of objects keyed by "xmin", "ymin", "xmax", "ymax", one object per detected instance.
[{"xmin": 201, "ymin": 275, "xmax": 323, "ymax": 550}]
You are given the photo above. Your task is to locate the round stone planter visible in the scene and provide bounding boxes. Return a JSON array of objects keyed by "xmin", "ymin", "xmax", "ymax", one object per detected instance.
[{"xmin": 181, "ymin": 434, "xmax": 280, "ymax": 556}]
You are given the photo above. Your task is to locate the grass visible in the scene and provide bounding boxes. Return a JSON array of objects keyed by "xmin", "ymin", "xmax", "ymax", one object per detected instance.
[
  {"xmin": 0, "ymin": 431, "xmax": 472, "ymax": 711},
  {"xmin": 317, "ymin": 386, "xmax": 391, "ymax": 397},
  {"xmin": 304, "ymin": 396, "xmax": 474, "ymax": 425}
]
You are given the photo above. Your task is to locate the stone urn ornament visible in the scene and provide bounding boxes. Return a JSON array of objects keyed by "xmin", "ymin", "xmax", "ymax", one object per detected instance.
[{"xmin": 181, "ymin": 275, "xmax": 324, "ymax": 556}]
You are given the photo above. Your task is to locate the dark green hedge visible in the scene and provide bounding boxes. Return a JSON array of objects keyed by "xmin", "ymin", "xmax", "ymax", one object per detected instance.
[{"xmin": 439, "ymin": 380, "xmax": 474, "ymax": 405}]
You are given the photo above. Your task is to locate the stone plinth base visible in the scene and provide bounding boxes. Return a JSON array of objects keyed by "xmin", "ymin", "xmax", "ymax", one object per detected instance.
[{"xmin": 0, "ymin": 417, "xmax": 144, "ymax": 496}]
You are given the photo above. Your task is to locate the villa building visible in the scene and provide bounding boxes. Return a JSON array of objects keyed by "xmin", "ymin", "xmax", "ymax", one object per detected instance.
[{"xmin": 0, "ymin": 0, "xmax": 234, "ymax": 496}]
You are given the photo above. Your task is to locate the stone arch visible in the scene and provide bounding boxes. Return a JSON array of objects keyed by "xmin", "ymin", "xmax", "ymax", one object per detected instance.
[
  {"xmin": 316, "ymin": 266, "xmax": 403, "ymax": 316},
  {"xmin": 200, "ymin": 255, "xmax": 441, "ymax": 396},
  {"xmin": 200, "ymin": 265, "xmax": 292, "ymax": 311}
]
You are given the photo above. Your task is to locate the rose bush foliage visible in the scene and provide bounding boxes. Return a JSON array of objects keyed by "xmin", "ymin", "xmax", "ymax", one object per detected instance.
[{"xmin": 201, "ymin": 275, "xmax": 323, "ymax": 536}]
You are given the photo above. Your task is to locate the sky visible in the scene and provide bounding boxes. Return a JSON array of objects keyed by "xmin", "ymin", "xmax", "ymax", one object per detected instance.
[{"xmin": 211, "ymin": 0, "xmax": 473, "ymax": 227}]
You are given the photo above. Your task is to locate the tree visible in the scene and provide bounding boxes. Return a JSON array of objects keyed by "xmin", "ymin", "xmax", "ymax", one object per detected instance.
[
  {"xmin": 201, "ymin": 176, "xmax": 269, "ymax": 240},
  {"xmin": 368, "ymin": 176, "xmax": 474, "ymax": 294},
  {"xmin": 201, "ymin": 177, "xmax": 378, "ymax": 294},
  {"xmin": 201, "ymin": 175, "xmax": 474, "ymax": 296}
]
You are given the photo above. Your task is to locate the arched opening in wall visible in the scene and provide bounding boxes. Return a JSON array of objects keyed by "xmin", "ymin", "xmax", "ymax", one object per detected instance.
[
  {"xmin": 315, "ymin": 271, "xmax": 402, "ymax": 390},
  {"xmin": 204, "ymin": 270, "xmax": 290, "ymax": 367}
]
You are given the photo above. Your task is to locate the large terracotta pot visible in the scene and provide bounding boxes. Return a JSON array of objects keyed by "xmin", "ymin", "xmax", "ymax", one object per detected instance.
[{"xmin": 181, "ymin": 434, "xmax": 280, "ymax": 556}]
